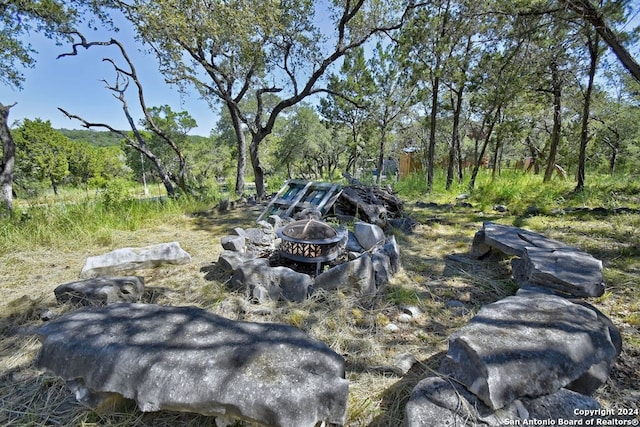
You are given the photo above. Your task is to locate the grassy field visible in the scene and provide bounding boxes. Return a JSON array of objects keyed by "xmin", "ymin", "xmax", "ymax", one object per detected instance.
[{"xmin": 0, "ymin": 171, "xmax": 639, "ymax": 426}]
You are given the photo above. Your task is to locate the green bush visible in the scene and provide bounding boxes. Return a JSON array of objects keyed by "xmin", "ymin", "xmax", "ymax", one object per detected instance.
[{"xmin": 100, "ymin": 179, "xmax": 132, "ymax": 210}]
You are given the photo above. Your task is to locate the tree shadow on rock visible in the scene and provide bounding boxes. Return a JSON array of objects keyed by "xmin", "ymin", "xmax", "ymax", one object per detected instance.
[{"xmin": 368, "ymin": 351, "xmax": 447, "ymax": 427}]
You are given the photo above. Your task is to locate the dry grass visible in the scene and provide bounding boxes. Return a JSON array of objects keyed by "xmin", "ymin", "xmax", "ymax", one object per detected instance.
[{"xmin": 1, "ymin": 202, "xmax": 639, "ymax": 426}]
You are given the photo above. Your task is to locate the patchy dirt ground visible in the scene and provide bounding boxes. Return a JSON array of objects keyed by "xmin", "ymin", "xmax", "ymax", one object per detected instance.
[{"xmin": 0, "ymin": 203, "xmax": 638, "ymax": 426}]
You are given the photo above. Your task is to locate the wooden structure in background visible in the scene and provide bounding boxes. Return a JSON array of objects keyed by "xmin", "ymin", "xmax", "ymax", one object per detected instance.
[
  {"xmin": 399, "ymin": 148, "xmax": 423, "ymax": 179},
  {"xmin": 257, "ymin": 180, "xmax": 343, "ymax": 222}
]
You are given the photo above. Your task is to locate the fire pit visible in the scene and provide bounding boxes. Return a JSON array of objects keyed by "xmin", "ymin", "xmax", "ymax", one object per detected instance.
[{"xmin": 276, "ymin": 219, "xmax": 346, "ymax": 274}]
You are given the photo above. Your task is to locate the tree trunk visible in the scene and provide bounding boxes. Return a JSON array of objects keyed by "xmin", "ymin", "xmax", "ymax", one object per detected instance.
[
  {"xmin": 426, "ymin": 75, "xmax": 439, "ymax": 192},
  {"xmin": 227, "ymin": 103, "xmax": 247, "ymax": 196},
  {"xmin": 544, "ymin": 62, "xmax": 562, "ymax": 183},
  {"xmin": 0, "ymin": 103, "xmax": 16, "ymax": 214},
  {"xmin": 491, "ymin": 132, "xmax": 502, "ymax": 179},
  {"xmin": 575, "ymin": 31, "xmax": 599, "ymax": 192},
  {"xmin": 609, "ymin": 141, "xmax": 618, "ymax": 174},
  {"xmin": 446, "ymin": 88, "xmax": 461, "ymax": 190},
  {"xmin": 469, "ymin": 106, "xmax": 500, "ymax": 190},
  {"xmin": 377, "ymin": 126, "xmax": 387, "ymax": 185},
  {"xmin": 604, "ymin": 131, "xmax": 620, "ymax": 175},
  {"xmin": 250, "ymin": 132, "xmax": 266, "ymax": 200}
]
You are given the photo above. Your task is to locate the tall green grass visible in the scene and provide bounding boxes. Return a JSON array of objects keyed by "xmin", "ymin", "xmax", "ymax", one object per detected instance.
[
  {"xmin": 393, "ymin": 169, "xmax": 640, "ymax": 214},
  {"xmin": 0, "ymin": 191, "xmax": 217, "ymax": 255}
]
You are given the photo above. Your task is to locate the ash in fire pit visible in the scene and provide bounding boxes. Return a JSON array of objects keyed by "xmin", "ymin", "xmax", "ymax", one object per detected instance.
[{"xmin": 277, "ymin": 219, "xmax": 346, "ymax": 273}]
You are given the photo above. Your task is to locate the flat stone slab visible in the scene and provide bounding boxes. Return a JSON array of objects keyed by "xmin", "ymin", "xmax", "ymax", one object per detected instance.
[
  {"xmin": 54, "ymin": 276, "xmax": 144, "ymax": 306},
  {"xmin": 35, "ymin": 303, "xmax": 348, "ymax": 427},
  {"xmin": 521, "ymin": 246, "xmax": 605, "ymax": 297},
  {"xmin": 441, "ymin": 293, "xmax": 618, "ymax": 410},
  {"xmin": 473, "ymin": 222, "xmax": 567, "ymax": 258},
  {"xmin": 80, "ymin": 242, "xmax": 191, "ymax": 278},
  {"xmin": 406, "ymin": 376, "xmax": 602, "ymax": 427}
]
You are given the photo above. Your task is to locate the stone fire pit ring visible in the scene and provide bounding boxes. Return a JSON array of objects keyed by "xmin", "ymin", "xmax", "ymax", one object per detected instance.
[{"xmin": 276, "ymin": 219, "xmax": 346, "ymax": 265}]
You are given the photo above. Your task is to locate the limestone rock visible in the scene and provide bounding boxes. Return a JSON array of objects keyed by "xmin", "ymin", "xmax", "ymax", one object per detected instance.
[
  {"xmin": 231, "ymin": 260, "xmax": 312, "ymax": 302},
  {"xmin": 406, "ymin": 376, "xmax": 601, "ymax": 427},
  {"xmin": 54, "ymin": 276, "xmax": 144, "ymax": 306},
  {"xmin": 35, "ymin": 303, "xmax": 348, "ymax": 427},
  {"xmin": 244, "ymin": 227, "xmax": 275, "ymax": 249},
  {"xmin": 353, "ymin": 221, "xmax": 385, "ymax": 251},
  {"xmin": 314, "ymin": 254, "xmax": 376, "ymax": 294},
  {"xmin": 481, "ymin": 222, "xmax": 566, "ymax": 257},
  {"xmin": 441, "ymin": 293, "xmax": 618, "ymax": 410},
  {"xmin": 80, "ymin": 242, "xmax": 191, "ymax": 278},
  {"xmin": 217, "ymin": 251, "xmax": 257, "ymax": 273},
  {"xmin": 229, "ymin": 259, "xmax": 269, "ymax": 288},
  {"xmin": 345, "ymin": 231, "xmax": 365, "ymax": 253},
  {"xmin": 220, "ymin": 235, "xmax": 245, "ymax": 252},
  {"xmin": 470, "ymin": 229, "xmax": 491, "ymax": 258},
  {"xmin": 521, "ymin": 246, "xmax": 605, "ymax": 297},
  {"xmin": 371, "ymin": 236, "xmax": 400, "ymax": 287}
]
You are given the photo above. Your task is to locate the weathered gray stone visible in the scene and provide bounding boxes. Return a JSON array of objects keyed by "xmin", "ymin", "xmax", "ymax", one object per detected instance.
[
  {"xmin": 399, "ymin": 305, "xmax": 422, "ymax": 318},
  {"xmin": 345, "ymin": 231, "xmax": 365, "ymax": 253},
  {"xmin": 35, "ymin": 303, "xmax": 348, "ymax": 427},
  {"xmin": 521, "ymin": 246, "xmax": 605, "ymax": 297},
  {"xmin": 470, "ymin": 229, "xmax": 492, "ymax": 258},
  {"xmin": 406, "ymin": 376, "xmax": 602, "ymax": 427},
  {"xmin": 220, "ymin": 235, "xmax": 246, "ymax": 252},
  {"xmin": 232, "ymin": 261, "xmax": 312, "ymax": 302},
  {"xmin": 370, "ymin": 237, "xmax": 400, "ymax": 287},
  {"xmin": 441, "ymin": 293, "xmax": 618, "ymax": 410},
  {"xmin": 217, "ymin": 251, "xmax": 256, "ymax": 273},
  {"xmin": 80, "ymin": 242, "xmax": 191, "ymax": 278},
  {"xmin": 372, "ymin": 250, "xmax": 391, "ymax": 287},
  {"xmin": 231, "ymin": 227, "xmax": 246, "ymax": 237},
  {"xmin": 244, "ymin": 227, "xmax": 274, "ymax": 246},
  {"xmin": 314, "ymin": 254, "xmax": 376, "ymax": 295},
  {"xmin": 229, "ymin": 259, "xmax": 270, "ymax": 290},
  {"xmin": 381, "ymin": 236, "xmax": 401, "ymax": 274},
  {"xmin": 482, "ymin": 222, "xmax": 567, "ymax": 257},
  {"xmin": 54, "ymin": 276, "xmax": 144, "ymax": 306},
  {"xmin": 353, "ymin": 221, "xmax": 385, "ymax": 251}
]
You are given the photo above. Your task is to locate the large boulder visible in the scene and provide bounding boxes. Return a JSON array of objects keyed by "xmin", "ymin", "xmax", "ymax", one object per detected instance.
[
  {"xmin": 471, "ymin": 222, "xmax": 567, "ymax": 258},
  {"xmin": 54, "ymin": 276, "xmax": 144, "ymax": 306},
  {"xmin": 405, "ymin": 376, "xmax": 602, "ymax": 427},
  {"xmin": 314, "ymin": 254, "xmax": 376, "ymax": 294},
  {"xmin": 353, "ymin": 221, "xmax": 385, "ymax": 251},
  {"xmin": 519, "ymin": 246, "xmax": 605, "ymax": 297},
  {"xmin": 470, "ymin": 222, "xmax": 605, "ymax": 298},
  {"xmin": 371, "ymin": 236, "xmax": 401, "ymax": 287},
  {"xmin": 35, "ymin": 303, "xmax": 348, "ymax": 427},
  {"xmin": 231, "ymin": 260, "xmax": 312, "ymax": 302},
  {"xmin": 217, "ymin": 250, "xmax": 257, "ymax": 273},
  {"xmin": 80, "ymin": 242, "xmax": 191, "ymax": 278},
  {"xmin": 441, "ymin": 293, "xmax": 618, "ymax": 410}
]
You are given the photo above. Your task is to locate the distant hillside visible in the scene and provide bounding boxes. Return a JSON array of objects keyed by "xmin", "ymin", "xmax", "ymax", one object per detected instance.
[
  {"xmin": 58, "ymin": 128, "xmax": 212, "ymax": 147},
  {"xmin": 58, "ymin": 128, "xmax": 124, "ymax": 147}
]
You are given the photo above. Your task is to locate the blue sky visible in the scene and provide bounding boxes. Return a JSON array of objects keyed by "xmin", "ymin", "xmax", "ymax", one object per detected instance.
[
  {"xmin": 2, "ymin": 6, "xmax": 639, "ymax": 138},
  {"xmin": 0, "ymin": 16, "xmax": 217, "ymax": 136}
]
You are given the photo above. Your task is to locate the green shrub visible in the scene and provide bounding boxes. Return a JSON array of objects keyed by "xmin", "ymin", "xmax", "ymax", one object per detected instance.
[{"xmin": 100, "ymin": 179, "xmax": 132, "ymax": 210}]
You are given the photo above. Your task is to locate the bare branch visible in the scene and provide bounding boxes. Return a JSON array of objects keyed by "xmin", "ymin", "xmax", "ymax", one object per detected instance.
[{"xmin": 58, "ymin": 107, "xmax": 128, "ymax": 138}]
